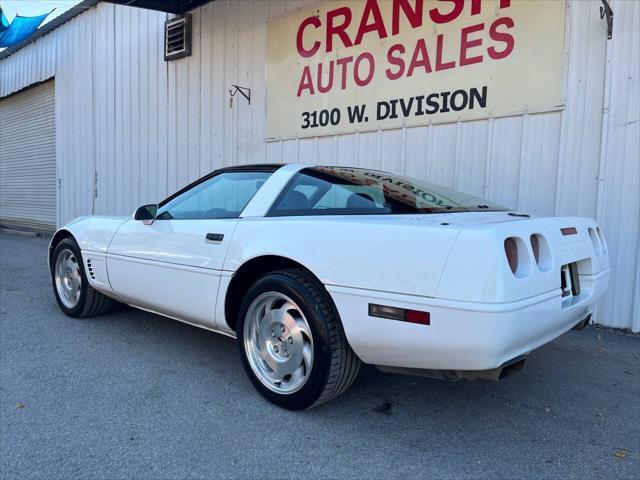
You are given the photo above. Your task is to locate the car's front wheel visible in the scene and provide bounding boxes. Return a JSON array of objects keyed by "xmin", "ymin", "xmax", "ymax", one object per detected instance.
[
  {"xmin": 237, "ymin": 269, "xmax": 361, "ymax": 410},
  {"xmin": 51, "ymin": 237, "xmax": 113, "ymax": 318}
]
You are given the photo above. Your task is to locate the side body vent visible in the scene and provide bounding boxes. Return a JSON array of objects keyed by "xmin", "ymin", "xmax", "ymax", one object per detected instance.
[
  {"xmin": 83, "ymin": 254, "xmax": 109, "ymax": 290},
  {"xmin": 86, "ymin": 258, "xmax": 96, "ymax": 280},
  {"xmin": 164, "ymin": 13, "xmax": 192, "ymax": 61}
]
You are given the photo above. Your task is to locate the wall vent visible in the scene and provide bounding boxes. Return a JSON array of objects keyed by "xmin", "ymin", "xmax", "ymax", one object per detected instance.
[{"xmin": 164, "ymin": 14, "xmax": 192, "ymax": 61}]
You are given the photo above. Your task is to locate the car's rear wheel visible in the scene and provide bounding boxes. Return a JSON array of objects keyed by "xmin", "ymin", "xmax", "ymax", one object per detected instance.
[
  {"xmin": 237, "ymin": 269, "xmax": 361, "ymax": 410},
  {"xmin": 51, "ymin": 237, "xmax": 113, "ymax": 318}
]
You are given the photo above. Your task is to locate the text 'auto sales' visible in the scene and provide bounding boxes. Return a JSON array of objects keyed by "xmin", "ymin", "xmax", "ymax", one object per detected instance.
[{"xmin": 295, "ymin": 0, "xmax": 514, "ymax": 97}]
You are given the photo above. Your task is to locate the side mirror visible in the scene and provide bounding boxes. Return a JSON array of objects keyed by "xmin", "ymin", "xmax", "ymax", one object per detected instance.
[{"xmin": 133, "ymin": 204, "xmax": 158, "ymax": 225}]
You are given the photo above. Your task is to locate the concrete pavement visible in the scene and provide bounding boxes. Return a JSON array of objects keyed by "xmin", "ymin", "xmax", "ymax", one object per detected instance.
[{"xmin": 1, "ymin": 232, "xmax": 638, "ymax": 479}]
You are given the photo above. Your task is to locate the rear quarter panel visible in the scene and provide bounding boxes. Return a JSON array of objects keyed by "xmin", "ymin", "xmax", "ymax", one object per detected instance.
[{"xmin": 224, "ymin": 216, "xmax": 461, "ymax": 297}]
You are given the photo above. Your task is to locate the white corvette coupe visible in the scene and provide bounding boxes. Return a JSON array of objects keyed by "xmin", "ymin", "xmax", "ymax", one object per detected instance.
[{"xmin": 49, "ymin": 164, "xmax": 610, "ymax": 409}]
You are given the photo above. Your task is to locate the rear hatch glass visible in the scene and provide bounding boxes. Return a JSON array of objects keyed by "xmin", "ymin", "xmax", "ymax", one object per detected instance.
[{"xmin": 270, "ymin": 166, "xmax": 507, "ymax": 216}]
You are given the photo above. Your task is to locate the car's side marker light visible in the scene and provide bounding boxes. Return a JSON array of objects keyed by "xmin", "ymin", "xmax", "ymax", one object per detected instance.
[{"xmin": 368, "ymin": 304, "xmax": 430, "ymax": 325}]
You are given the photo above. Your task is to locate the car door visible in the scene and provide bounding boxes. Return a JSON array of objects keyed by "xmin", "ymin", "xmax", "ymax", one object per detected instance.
[{"xmin": 106, "ymin": 169, "xmax": 273, "ymax": 327}]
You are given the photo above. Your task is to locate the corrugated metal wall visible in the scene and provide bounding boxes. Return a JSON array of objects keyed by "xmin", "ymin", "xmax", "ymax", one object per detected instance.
[
  {"xmin": 595, "ymin": 0, "xmax": 640, "ymax": 332},
  {"xmin": 0, "ymin": 0, "xmax": 637, "ymax": 331}
]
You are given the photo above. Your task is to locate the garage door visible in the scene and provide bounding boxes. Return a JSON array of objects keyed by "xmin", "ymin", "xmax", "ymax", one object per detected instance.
[{"xmin": 0, "ymin": 80, "xmax": 56, "ymax": 232}]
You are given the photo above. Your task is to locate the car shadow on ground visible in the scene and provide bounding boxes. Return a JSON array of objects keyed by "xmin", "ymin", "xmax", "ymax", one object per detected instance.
[{"xmin": 92, "ymin": 300, "xmax": 634, "ymax": 422}]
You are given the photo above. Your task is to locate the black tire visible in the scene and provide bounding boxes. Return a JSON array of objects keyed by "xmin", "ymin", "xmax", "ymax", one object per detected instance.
[
  {"xmin": 51, "ymin": 237, "xmax": 113, "ymax": 318},
  {"xmin": 237, "ymin": 269, "xmax": 361, "ymax": 410}
]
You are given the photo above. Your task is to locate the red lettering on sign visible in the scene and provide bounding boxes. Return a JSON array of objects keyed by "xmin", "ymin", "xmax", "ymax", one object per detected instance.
[
  {"xmin": 392, "ymin": 0, "xmax": 424, "ymax": 35},
  {"xmin": 317, "ymin": 61, "xmax": 334, "ymax": 94},
  {"xmin": 292, "ymin": 0, "xmax": 519, "ymax": 96},
  {"xmin": 296, "ymin": 0, "xmax": 517, "ymax": 59},
  {"xmin": 297, "ymin": 66, "xmax": 315, "ymax": 97},
  {"xmin": 488, "ymin": 17, "xmax": 515, "ymax": 60},
  {"xmin": 471, "ymin": 0, "xmax": 482, "ymax": 15},
  {"xmin": 435, "ymin": 34, "xmax": 455, "ymax": 71},
  {"xmin": 429, "ymin": 0, "xmax": 464, "ymax": 24},
  {"xmin": 336, "ymin": 56, "xmax": 354, "ymax": 89},
  {"xmin": 354, "ymin": 0, "xmax": 388, "ymax": 45},
  {"xmin": 386, "ymin": 44, "xmax": 406, "ymax": 80},
  {"xmin": 327, "ymin": 7, "xmax": 353, "ymax": 53},
  {"xmin": 460, "ymin": 23, "xmax": 484, "ymax": 66},
  {"xmin": 354, "ymin": 52, "xmax": 375, "ymax": 86},
  {"xmin": 296, "ymin": 16, "xmax": 321, "ymax": 58},
  {"xmin": 407, "ymin": 38, "xmax": 432, "ymax": 77}
]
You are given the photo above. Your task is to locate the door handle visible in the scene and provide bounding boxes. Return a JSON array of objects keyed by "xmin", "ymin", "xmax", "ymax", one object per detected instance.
[{"xmin": 205, "ymin": 233, "xmax": 224, "ymax": 242}]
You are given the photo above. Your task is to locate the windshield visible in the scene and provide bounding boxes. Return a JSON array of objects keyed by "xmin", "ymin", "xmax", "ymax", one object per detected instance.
[{"xmin": 269, "ymin": 167, "xmax": 507, "ymax": 216}]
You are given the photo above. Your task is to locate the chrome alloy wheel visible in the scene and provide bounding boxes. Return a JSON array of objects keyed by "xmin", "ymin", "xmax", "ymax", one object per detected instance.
[
  {"xmin": 54, "ymin": 248, "xmax": 82, "ymax": 309},
  {"xmin": 243, "ymin": 292, "xmax": 314, "ymax": 394}
]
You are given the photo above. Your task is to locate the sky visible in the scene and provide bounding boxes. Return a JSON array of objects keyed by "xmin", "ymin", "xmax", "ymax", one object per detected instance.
[{"xmin": 1, "ymin": 0, "xmax": 83, "ymax": 26}]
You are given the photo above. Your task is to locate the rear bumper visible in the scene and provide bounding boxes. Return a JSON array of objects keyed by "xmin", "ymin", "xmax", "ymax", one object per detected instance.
[{"xmin": 327, "ymin": 268, "xmax": 610, "ymax": 371}]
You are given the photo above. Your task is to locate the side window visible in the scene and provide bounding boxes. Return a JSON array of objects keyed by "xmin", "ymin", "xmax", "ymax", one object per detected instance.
[
  {"xmin": 271, "ymin": 170, "xmax": 386, "ymax": 215},
  {"xmin": 156, "ymin": 171, "xmax": 271, "ymax": 220}
]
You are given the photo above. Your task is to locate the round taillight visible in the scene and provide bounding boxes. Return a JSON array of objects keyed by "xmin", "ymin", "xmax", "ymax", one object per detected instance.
[
  {"xmin": 530, "ymin": 233, "xmax": 552, "ymax": 272},
  {"xmin": 530, "ymin": 234, "xmax": 540, "ymax": 264},
  {"xmin": 504, "ymin": 238, "xmax": 518, "ymax": 274}
]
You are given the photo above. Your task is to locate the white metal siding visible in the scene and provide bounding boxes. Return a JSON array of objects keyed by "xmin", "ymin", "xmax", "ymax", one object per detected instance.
[
  {"xmin": 0, "ymin": 0, "xmax": 637, "ymax": 330},
  {"xmin": 0, "ymin": 80, "xmax": 56, "ymax": 232},
  {"xmin": 596, "ymin": 0, "xmax": 640, "ymax": 332}
]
